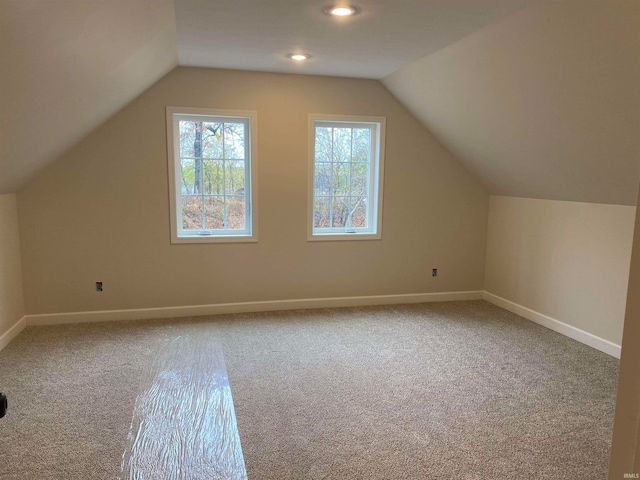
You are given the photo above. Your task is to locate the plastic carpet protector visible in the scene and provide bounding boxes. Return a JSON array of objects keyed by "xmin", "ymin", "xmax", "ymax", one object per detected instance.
[{"xmin": 120, "ymin": 336, "xmax": 247, "ymax": 480}]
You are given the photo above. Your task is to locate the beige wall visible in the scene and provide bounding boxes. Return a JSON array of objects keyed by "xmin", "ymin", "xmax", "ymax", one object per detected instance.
[
  {"xmin": 610, "ymin": 186, "xmax": 640, "ymax": 478},
  {"xmin": 17, "ymin": 67, "xmax": 488, "ymax": 315},
  {"xmin": 485, "ymin": 196, "xmax": 635, "ymax": 345},
  {"xmin": 0, "ymin": 194, "xmax": 25, "ymax": 337}
]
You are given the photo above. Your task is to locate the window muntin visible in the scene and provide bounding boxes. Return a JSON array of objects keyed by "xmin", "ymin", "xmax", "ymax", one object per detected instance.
[
  {"xmin": 309, "ymin": 116, "xmax": 385, "ymax": 240},
  {"xmin": 167, "ymin": 108, "xmax": 257, "ymax": 243}
]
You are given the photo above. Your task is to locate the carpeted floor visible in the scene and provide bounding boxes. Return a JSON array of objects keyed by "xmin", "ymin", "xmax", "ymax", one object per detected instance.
[{"xmin": 0, "ymin": 300, "xmax": 618, "ymax": 479}]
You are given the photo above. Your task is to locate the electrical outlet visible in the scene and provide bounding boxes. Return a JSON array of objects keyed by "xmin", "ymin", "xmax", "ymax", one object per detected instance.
[
  {"xmin": 432, "ymin": 269, "xmax": 438, "ymax": 277},
  {"xmin": 96, "ymin": 281, "xmax": 103, "ymax": 292}
]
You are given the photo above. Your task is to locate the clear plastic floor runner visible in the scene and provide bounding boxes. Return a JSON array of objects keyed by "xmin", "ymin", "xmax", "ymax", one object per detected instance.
[{"xmin": 120, "ymin": 336, "xmax": 247, "ymax": 480}]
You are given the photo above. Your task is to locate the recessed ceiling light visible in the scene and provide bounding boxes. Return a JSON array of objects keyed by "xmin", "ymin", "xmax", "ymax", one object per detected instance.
[
  {"xmin": 288, "ymin": 53, "xmax": 310, "ymax": 61},
  {"xmin": 326, "ymin": 5, "xmax": 359, "ymax": 16}
]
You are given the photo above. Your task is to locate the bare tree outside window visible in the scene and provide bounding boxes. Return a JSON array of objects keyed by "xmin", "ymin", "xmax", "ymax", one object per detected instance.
[
  {"xmin": 312, "ymin": 122, "xmax": 377, "ymax": 234},
  {"xmin": 167, "ymin": 107, "xmax": 257, "ymax": 244},
  {"xmin": 179, "ymin": 121, "xmax": 247, "ymax": 231}
]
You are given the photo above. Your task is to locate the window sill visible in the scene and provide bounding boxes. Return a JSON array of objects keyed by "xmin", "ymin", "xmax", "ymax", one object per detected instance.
[
  {"xmin": 307, "ymin": 232, "xmax": 382, "ymax": 242},
  {"xmin": 171, "ymin": 234, "xmax": 258, "ymax": 245}
]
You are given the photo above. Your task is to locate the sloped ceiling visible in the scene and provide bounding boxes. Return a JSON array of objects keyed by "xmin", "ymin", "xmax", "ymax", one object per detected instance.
[
  {"xmin": 3, "ymin": 0, "xmax": 638, "ymax": 206},
  {"xmin": 383, "ymin": 0, "xmax": 640, "ymax": 206},
  {"xmin": 0, "ymin": 0, "xmax": 178, "ymax": 194}
]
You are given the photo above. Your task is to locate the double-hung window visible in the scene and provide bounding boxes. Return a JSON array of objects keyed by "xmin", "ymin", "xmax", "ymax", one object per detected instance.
[
  {"xmin": 166, "ymin": 107, "xmax": 257, "ymax": 243},
  {"xmin": 308, "ymin": 114, "xmax": 385, "ymax": 240}
]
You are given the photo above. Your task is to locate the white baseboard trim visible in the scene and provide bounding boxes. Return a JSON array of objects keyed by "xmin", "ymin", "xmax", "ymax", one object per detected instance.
[
  {"xmin": 0, "ymin": 316, "xmax": 27, "ymax": 353},
  {"xmin": 18, "ymin": 292, "xmax": 622, "ymax": 359},
  {"xmin": 25, "ymin": 290, "xmax": 484, "ymax": 327},
  {"xmin": 483, "ymin": 291, "xmax": 621, "ymax": 358}
]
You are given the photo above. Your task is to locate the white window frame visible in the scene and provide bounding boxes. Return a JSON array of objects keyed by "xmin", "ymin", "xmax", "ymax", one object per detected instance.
[
  {"xmin": 166, "ymin": 106, "xmax": 258, "ymax": 244},
  {"xmin": 308, "ymin": 114, "xmax": 385, "ymax": 241}
]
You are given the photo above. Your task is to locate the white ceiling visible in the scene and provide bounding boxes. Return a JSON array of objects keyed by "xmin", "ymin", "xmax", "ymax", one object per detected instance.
[{"xmin": 175, "ymin": 0, "xmax": 533, "ymax": 79}]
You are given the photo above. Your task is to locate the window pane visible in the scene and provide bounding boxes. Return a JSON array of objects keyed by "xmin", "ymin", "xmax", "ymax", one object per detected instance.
[
  {"xmin": 204, "ymin": 196, "xmax": 224, "ymax": 230},
  {"xmin": 182, "ymin": 196, "xmax": 203, "ymax": 230},
  {"xmin": 333, "ymin": 128, "xmax": 352, "ymax": 164},
  {"xmin": 332, "ymin": 163, "xmax": 350, "ymax": 196},
  {"xmin": 350, "ymin": 162, "xmax": 368, "ymax": 197},
  {"xmin": 311, "ymin": 119, "xmax": 381, "ymax": 237},
  {"xmin": 203, "ymin": 160, "xmax": 223, "ymax": 194},
  {"xmin": 314, "ymin": 162, "xmax": 331, "ymax": 196},
  {"xmin": 331, "ymin": 197, "xmax": 349, "ymax": 228},
  {"xmin": 315, "ymin": 127, "xmax": 333, "ymax": 162},
  {"xmin": 172, "ymin": 111, "xmax": 255, "ymax": 241},
  {"xmin": 225, "ymin": 160, "xmax": 245, "ymax": 195},
  {"xmin": 226, "ymin": 196, "xmax": 246, "ymax": 230},
  {"xmin": 353, "ymin": 128, "xmax": 371, "ymax": 162},
  {"xmin": 201, "ymin": 122, "xmax": 223, "ymax": 159},
  {"xmin": 224, "ymin": 123, "xmax": 245, "ymax": 160},
  {"xmin": 180, "ymin": 159, "xmax": 196, "ymax": 195},
  {"xmin": 350, "ymin": 197, "xmax": 368, "ymax": 228},
  {"xmin": 313, "ymin": 198, "xmax": 330, "ymax": 228},
  {"xmin": 179, "ymin": 121, "xmax": 197, "ymax": 158}
]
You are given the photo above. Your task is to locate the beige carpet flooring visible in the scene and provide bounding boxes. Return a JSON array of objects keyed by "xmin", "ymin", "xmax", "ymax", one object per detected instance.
[{"xmin": 0, "ymin": 301, "xmax": 619, "ymax": 479}]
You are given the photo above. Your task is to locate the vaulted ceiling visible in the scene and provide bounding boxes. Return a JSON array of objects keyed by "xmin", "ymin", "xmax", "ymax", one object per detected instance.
[
  {"xmin": 175, "ymin": 0, "xmax": 532, "ymax": 79},
  {"xmin": 0, "ymin": 0, "xmax": 178, "ymax": 193},
  {"xmin": 383, "ymin": 0, "xmax": 640, "ymax": 205},
  {"xmin": 1, "ymin": 0, "xmax": 638, "ymax": 205}
]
